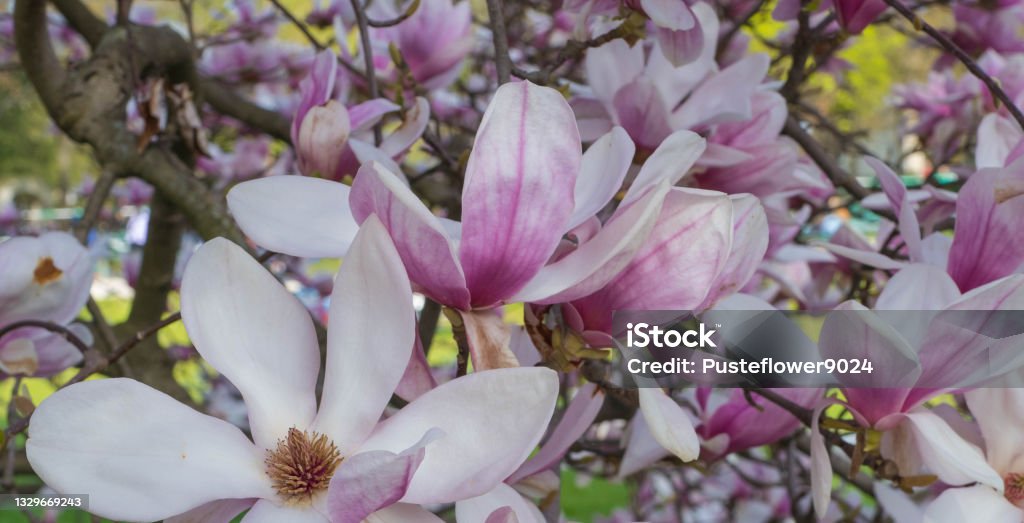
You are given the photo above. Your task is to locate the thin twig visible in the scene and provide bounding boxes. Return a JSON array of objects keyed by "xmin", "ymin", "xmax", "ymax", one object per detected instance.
[
  {"xmin": 0, "ymin": 320, "xmax": 91, "ymax": 355},
  {"xmin": 882, "ymin": 0, "xmax": 1024, "ymax": 129},
  {"xmin": 367, "ymin": 0, "xmax": 420, "ymax": 28},
  {"xmin": 350, "ymin": 0, "xmax": 384, "ymax": 145},
  {"xmin": 485, "ymin": 0, "xmax": 512, "ymax": 84},
  {"xmin": 269, "ymin": 0, "xmax": 325, "ymax": 50}
]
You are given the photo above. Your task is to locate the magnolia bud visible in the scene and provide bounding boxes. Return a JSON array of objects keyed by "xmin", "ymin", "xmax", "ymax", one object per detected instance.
[{"xmin": 296, "ymin": 100, "xmax": 351, "ymax": 178}]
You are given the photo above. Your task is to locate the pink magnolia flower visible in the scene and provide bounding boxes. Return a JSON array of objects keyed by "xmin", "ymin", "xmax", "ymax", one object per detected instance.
[
  {"xmin": 230, "ymin": 81, "xmax": 687, "ymax": 368},
  {"xmin": 26, "ymin": 219, "xmax": 558, "ymax": 522},
  {"xmin": 0, "ymin": 232, "xmax": 93, "ymax": 377},
  {"xmin": 581, "ymin": 6, "xmax": 769, "ymax": 154},
  {"xmin": 566, "ymin": 0, "xmax": 706, "ymax": 66},
  {"xmin": 825, "ymin": 156, "xmax": 1024, "ymax": 293},
  {"xmin": 809, "ymin": 264, "xmax": 1024, "ymax": 516},
  {"xmin": 292, "ymin": 51, "xmax": 429, "ymax": 181},
  {"xmin": 366, "ymin": 0, "xmax": 474, "ymax": 90},
  {"xmin": 832, "ymin": 0, "xmax": 887, "ymax": 34}
]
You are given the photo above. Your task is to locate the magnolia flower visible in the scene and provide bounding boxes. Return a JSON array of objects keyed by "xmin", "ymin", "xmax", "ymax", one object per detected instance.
[
  {"xmin": 367, "ymin": 0, "xmax": 474, "ymax": 90},
  {"xmin": 0, "ymin": 232, "xmax": 92, "ymax": 377},
  {"xmin": 809, "ymin": 264, "xmax": 1024, "ymax": 517},
  {"xmin": 230, "ymin": 80, "xmax": 697, "ymax": 369},
  {"xmin": 27, "ymin": 218, "xmax": 558, "ymax": 522},
  {"xmin": 292, "ymin": 51, "xmax": 429, "ymax": 180},
  {"xmin": 582, "ymin": 5, "xmax": 769, "ymax": 154},
  {"xmin": 825, "ymin": 156, "xmax": 1024, "ymax": 293},
  {"xmin": 567, "ymin": 0, "xmax": 707, "ymax": 66}
]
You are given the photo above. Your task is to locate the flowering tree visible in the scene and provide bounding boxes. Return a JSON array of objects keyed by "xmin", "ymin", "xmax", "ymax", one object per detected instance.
[{"xmin": 1, "ymin": 0, "xmax": 1024, "ymax": 521}]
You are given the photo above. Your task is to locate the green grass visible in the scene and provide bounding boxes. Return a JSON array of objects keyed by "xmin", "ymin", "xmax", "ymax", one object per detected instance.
[{"xmin": 561, "ymin": 469, "xmax": 634, "ymax": 522}]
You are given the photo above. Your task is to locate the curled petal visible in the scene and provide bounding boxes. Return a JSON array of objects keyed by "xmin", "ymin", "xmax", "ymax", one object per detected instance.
[
  {"xmin": 637, "ymin": 388, "xmax": 699, "ymax": 463},
  {"xmin": 567, "ymin": 126, "xmax": 635, "ymax": 230}
]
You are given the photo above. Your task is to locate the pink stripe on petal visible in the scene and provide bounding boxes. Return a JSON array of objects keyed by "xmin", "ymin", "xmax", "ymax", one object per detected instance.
[
  {"xmin": 459, "ymin": 81, "xmax": 582, "ymax": 307},
  {"xmin": 350, "ymin": 162, "xmax": 470, "ymax": 309}
]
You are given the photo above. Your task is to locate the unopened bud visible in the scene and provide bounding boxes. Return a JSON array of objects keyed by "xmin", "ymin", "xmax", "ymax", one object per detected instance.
[{"xmin": 297, "ymin": 100, "xmax": 351, "ymax": 178}]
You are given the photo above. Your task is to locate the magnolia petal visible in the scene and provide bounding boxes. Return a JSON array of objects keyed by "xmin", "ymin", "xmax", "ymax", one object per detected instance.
[
  {"xmin": 671, "ymin": 54, "xmax": 770, "ymax": 130},
  {"xmin": 976, "ymin": 113, "xmax": 1022, "ymax": 169},
  {"xmin": 810, "ymin": 399, "xmax": 838, "ymax": 519},
  {"xmin": 866, "ymin": 157, "xmax": 923, "ymax": 262},
  {"xmin": 508, "ymin": 383, "xmax": 605, "ymax": 484},
  {"xmin": 637, "ymin": 388, "xmax": 700, "ymax": 463},
  {"xmin": 379, "ymin": 97, "xmax": 431, "ymax": 157},
  {"xmin": 698, "ymin": 194, "xmax": 768, "ymax": 309},
  {"xmin": 348, "ymin": 99, "xmax": 401, "ymax": 132},
  {"xmin": 875, "ymin": 264, "xmax": 961, "ymax": 311},
  {"xmin": 242, "ymin": 500, "xmax": 328, "ymax": 523},
  {"xmin": 566, "ymin": 126, "xmax": 635, "ymax": 231},
  {"xmin": 574, "ymin": 188, "xmax": 733, "ymax": 332},
  {"xmin": 459, "ymin": 309, "xmax": 520, "ymax": 371},
  {"xmin": 947, "ymin": 158, "xmax": 1024, "ymax": 291},
  {"xmin": 655, "ymin": 24, "xmax": 704, "ymax": 67},
  {"xmin": 618, "ymin": 410, "xmax": 671, "ymax": 478},
  {"xmin": 227, "ymin": 176, "xmax": 358, "ymax": 258},
  {"xmin": 27, "ymin": 379, "xmax": 272, "ymax": 522},
  {"xmin": 819, "ymin": 302, "xmax": 920, "ymax": 420},
  {"xmin": 455, "ymin": 483, "xmax": 544, "ymax": 523},
  {"xmin": 836, "ymin": 0, "xmax": 888, "ymax": 34},
  {"xmin": 180, "ymin": 238, "xmax": 319, "ymax": 450},
  {"xmin": 349, "ymin": 139, "xmax": 405, "ymax": 179},
  {"xmin": 360, "ymin": 367, "xmax": 558, "ymax": 504},
  {"xmin": 901, "ymin": 410, "xmax": 1004, "ymax": 490},
  {"xmin": 641, "ymin": 0, "xmax": 696, "ymax": 30},
  {"xmin": 166, "ymin": 499, "xmax": 257, "ymax": 523},
  {"xmin": 350, "ymin": 161, "xmax": 470, "ymax": 309},
  {"xmin": 923, "ymin": 486, "xmax": 1023, "ymax": 523},
  {"xmin": 460, "ymin": 81, "xmax": 582, "ymax": 307},
  {"xmin": 395, "ymin": 336, "xmax": 437, "ymax": 402},
  {"xmin": 967, "ymin": 388, "xmax": 1024, "ymax": 475},
  {"xmin": 314, "ymin": 216, "xmax": 415, "ymax": 454},
  {"xmin": 365, "ymin": 504, "xmax": 444, "ymax": 523},
  {"xmin": 817, "ymin": 242, "xmax": 906, "ymax": 270},
  {"xmin": 623, "ymin": 130, "xmax": 706, "ymax": 205},
  {"xmin": 513, "ymin": 180, "xmax": 670, "ymax": 304},
  {"xmin": 611, "ymin": 78, "xmax": 673, "ymax": 152},
  {"xmin": 584, "ymin": 39, "xmax": 645, "ymax": 105},
  {"xmin": 327, "ymin": 448, "xmax": 426, "ymax": 523}
]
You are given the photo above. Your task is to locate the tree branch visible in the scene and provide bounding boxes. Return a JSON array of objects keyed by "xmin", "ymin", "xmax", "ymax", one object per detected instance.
[{"xmin": 486, "ymin": 0, "xmax": 512, "ymax": 84}]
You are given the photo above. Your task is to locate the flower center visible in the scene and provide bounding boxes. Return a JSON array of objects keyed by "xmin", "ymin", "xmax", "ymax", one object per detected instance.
[
  {"xmin": 265, "ymin": 428, "xmax": 342, "ymax": 505},
  {"xmin": 33, "ymin": 257, "xmax": 62, "ymax": 285},
  {"xmin": 1005, "ymin": 473, "xmax": 1024, "ymax": 504}
]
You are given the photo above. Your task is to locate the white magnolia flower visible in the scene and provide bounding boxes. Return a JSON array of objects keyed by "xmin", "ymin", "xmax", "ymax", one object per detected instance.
[{"xmin": 26, "ymin": 217, "xmax": 559, "ymax": 523}]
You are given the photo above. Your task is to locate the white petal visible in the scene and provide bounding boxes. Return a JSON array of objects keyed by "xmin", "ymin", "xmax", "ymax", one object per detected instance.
[
  {"xmin": 455, "ymin": 483, "xmax": 545, "ymax": 523},
  {"xmin": 314, "ymin": 216, "xmax": 416, "ymax": 454},
  {"xmin": 243, "ymin": 500, "xmax": 328, "ymax": 522},
  {"xmin": 360, "ymin": 368, "xmax": 559, "ymax": 504},
  {"xmin": 901, "ymin": 410, "xmax": 1004, "ymax": 490},
  {"xmin": 923, "ymin": 486, "xmax": 1022, "ymax": 523},
  {"xmin": 27, "ymin": 379, "xmax": 272, "ymax": 522},
  {"xmin": 623, "ymin": 130, "xmax": 706, "ymax": 205},
  {"xmin": 181, "ymin": 238, "xmax": 320, "ymax": 449},
  {"xmin": 227, "ymin": 176, "xmax": 358, "ymax": 258},
  {"xmin": 967, "ymin": 388, "xmax": 1024, "ymax": 474},
  {"xmin": 166, "ymin": 499, "xmax": 257, "ymax": 523},
  {"xmin": 637, "ymin": 388, "xmax": 699, "ymax": 463},
  {"xmin": 566, "ymin": 126, "xmax": 635, "ymax": 230}
]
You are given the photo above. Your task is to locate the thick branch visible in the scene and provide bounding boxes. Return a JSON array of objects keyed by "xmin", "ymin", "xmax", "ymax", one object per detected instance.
[
  {"xmin": 783, "ymin": 117, "xmax": 870, "ymax": 200},
  {"xmin": 13, "ymin": 0, "xmax": 66, "ymax": 113}
]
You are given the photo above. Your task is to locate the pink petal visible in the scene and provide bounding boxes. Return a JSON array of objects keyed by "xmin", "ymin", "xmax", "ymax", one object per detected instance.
[
  {"xmin": 947, "ymin": 158, "xmax": 1024, "ymax": 291},
  {"xmin": 655, "ymin": 24, "xmax": 704, "ymax": 67},
  {"xmin": 460, "ymin": 81, "xmax": 582, "ymax": 307},
  {"xmin": 611, "ymin": 78, "xmax": 673, "ymax": 152},
  {"xmin": 966, "ymin": 388, "xmax": 1024, "ymax": 475},
  {"xmin": 327, "ymin": 446, "xmax": 427, "ymax": 523},
  {"xmin": 365, "ymin": 504, "xmax": 444, "ymax": 522},
  {"xmin": 618, "ymin": 410, "xmax": 670, "ymax": 478},
  {"xmin": 923, "ymin": 486, "xmax": 1023, "ymax": 523},
  {"xmin": 866, "ymin": 157, "xmax": 923, "ymax": 261},
  {"xmin": 698, "ymin": 194, "xmax": 768, "ymax": 309},
  {"xmin": 584, "ymin": 40, "xmax": 644, "ymax": 105},
  {"xmin": 350, "ymin": 161, "xmax": 470, "ymax": 309},
  {"xmin": 359, "ymin": 367, "xmax": 559, "ymax": 504},
  {"xmin": 379, "ymin": 97, "xmax": 430, "ymax": 157},
  {"xmin": 227, "ymin": 176, "xmax": 359, "ymax": 258},
  {"xmin": 898, "ymin": 410, "xmax": 1003, "ymax": 490},
  {"xmin": 314, "ymin": 216, "xmax": 416, "ymax": 454},
  {"xmin": 671, "ymin": 54, "xmax": 770, "ymax": 130},
  {"xmin": 395, "ymin": 335, "xmax": 437, "ymax": 402},
  {"xmin": 835, "ymin": 0, "xmax": 887, "ymax": 34},
  {"xmin": 181, "ymin": 238, "xmax": 319, "ymax": 449},
  {"xmin": 641, "ymin": 0, "xmax": 696, "ymax": 30},
  {"xmin": 512, "ymin": 180, "xmax": 670, "ymax": 304},
  {"xmin": 27, "ymin": 379, "xmax": 272, "ymax": 522}
]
